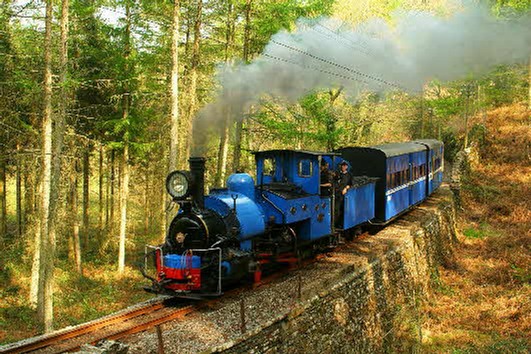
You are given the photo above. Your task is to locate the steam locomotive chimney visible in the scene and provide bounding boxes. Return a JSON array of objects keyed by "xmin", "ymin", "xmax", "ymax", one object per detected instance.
[{"xmin": 189, "ymin": 157, "xmax": 206, "ymax": 209}]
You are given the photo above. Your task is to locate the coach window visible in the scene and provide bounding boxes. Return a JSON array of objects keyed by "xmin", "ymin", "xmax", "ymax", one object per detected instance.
[
  {"xmin": 298, "ymin": 159, "xmax": 313, "ymax": 177},
  {"xmin": 394, "ymin": 171, "xmax": 401, "ymax": 188},
  {"xmin": 435, "ymin": 156, "xmax": 441, "ymax": 170}
]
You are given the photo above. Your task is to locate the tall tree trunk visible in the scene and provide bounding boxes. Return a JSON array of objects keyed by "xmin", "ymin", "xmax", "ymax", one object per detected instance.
[
  {"xmin": 169, "ymin": 0, "xmax": 180, "ymax": 172},
  {"xmin": 46, "ymin": 0, "xmax": 69, "ymax": 301},
  {"xmin": 16, "ymin": 145, "xmax": 22, "ymax": 237},
  {"xmin": 217, "ymin": 114, "xmax": 231, "ymax": 184},
  {"xmin": 419, "ymin": 88, "xmax": 425, "ymax": 139},
  {"xmin": 118, "ymin": 146, "xmax": 129, "ymax": 273},
  {"xmin": 160, "ymin": 169, "xmax": 166, "ymax": 239},
  {"xmin": 144, "ymin": 168, "xmax": 149, "ymax": 234},
  {"xmin": 105, "ymin": 155, "xmax": 109, "ymax": 230},
  {"xmin": 71, "ymin": 161, "xmax": 82, "ymax": 274},
  {"xmin": 184, "ymin": 3, "xmax": 192, "ymax": 57},
  {"xmin": 528, "ymin": 55, "xmax": 530, "ymax": 110},
  {"xmin": 29, "ymin": 159, "xmax": 41, "ymax": 308},
  {"xmin": 182, "ymin": 0, "xmax": 202, "ymax": 166},
  {"xmin": 36, "ymin": 0, "xmax": 55, "ymax": 332},
  {"xmin": 150, "ymin": 166, "xmax": 156, "ymax": 233},
  {"xmin": 29, "ymin": 205, "xmax": 41, "ymax": 308},
  {"xmin": 118, "ymin": 2, "xmax": 132, "ymax": 274},
  {"xmin": 477, "ymin": 84, "xmax": 486, "ymax": 125},
  {"xmin": 39, "ymin": 0, "xmax": 69, "ymax": 332},
  {"xmin": 0, "ymin": 0, "xmax": 13, "ymax": 240},
  {"xmin": 463, "ymin": 85, "xmax": 471, "ymax": 149},
  {"xmin": 233, "ymin": 0, "xmax": 252, "ymax": 172},
  {"xmin": 24, "ymin": 154, "xmax": 35, "ymax": 219},
  {"xmin": 24, "ymin": 166, "xmax": 31, "ymax": 220},
  {"xmin": 82, "ymin": 147, "xmax": 90, "ymax": 249},
  {"xmin": 167, "ymin": 0, "xmax": 180, "ymax": 228},
  {"xmin": 216, "ymin": 1, "xmax": 234, "ymax": 187},
  {"xmin": 109, "ymin": 149, "xmax": 115, "ymax": 233},
  {"xmin": 0, "ymin": 157, "xmax": 6, "ymax": 239},
  {"xmin": 99, "ymin": 145, "xmax": 103, "ymax": 232}
]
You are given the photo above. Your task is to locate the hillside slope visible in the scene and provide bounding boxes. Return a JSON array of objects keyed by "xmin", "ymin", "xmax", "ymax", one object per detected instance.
[{"xmin": 421, "ymin": 103, "xmax": 530, "ymax": 353}]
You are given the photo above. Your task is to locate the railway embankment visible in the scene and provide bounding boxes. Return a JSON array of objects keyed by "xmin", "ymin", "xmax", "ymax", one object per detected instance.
[{"xmin": 123, "ymin": 185, "xmax": 457, "ymax": 353}]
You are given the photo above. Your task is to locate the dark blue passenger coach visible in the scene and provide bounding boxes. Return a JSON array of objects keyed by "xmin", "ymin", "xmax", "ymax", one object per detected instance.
[
  {"xmin": 143, "ymin": 139, "xmax": 444, "ymax": 297},
  {"xmin": 337, "ymin": 139, "xmax": 443, "ymax": 223}
]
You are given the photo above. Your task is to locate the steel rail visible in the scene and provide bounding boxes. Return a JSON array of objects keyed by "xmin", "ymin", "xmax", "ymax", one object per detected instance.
[
  {"xmin": 45, "ymin": 306, "xmax": 197, "ymax": 354},
  {"xmin": 0, "ymin": 300, "xmax": 168, "ymax": 354}
]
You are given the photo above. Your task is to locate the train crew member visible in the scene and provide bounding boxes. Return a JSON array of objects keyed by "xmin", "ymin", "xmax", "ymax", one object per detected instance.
[
  {"xmin": 320, "ymin": 160, "xmax": 333, "ymax": 196},
  {"xmin": 334, "ymin": 161, "xmax": 353, "ymax": 228}
]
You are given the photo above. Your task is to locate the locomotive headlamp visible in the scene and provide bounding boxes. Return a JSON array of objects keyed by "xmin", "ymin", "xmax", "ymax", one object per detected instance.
[{"xmin": 166, "ymin": 171, "xmax": 193, "ymax": 199}]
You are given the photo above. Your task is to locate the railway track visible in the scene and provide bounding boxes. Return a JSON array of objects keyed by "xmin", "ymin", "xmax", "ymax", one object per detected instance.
[
  {"xmin": 1, "ymin": 240, "xmax": 355, "ymax": 354},
  {"xmin": 0, "ymin": 298, "xmax": 194, "ymax": 354}
]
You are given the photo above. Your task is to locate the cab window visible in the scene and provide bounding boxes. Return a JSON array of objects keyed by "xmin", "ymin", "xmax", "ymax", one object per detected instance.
[
  {"xmin": 298, "ymin": 159, "xmax": 313, "ymax": 177},
  {"xmin": 263, "ymin": 158, "xmax": 275, "ymax": 176}
]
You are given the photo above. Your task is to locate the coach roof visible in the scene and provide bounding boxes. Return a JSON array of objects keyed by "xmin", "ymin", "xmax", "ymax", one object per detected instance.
[
  {"xmin": 413, "ymin": 139, "xmax": 444, "ymax": 149},
  {"xmin": 367, "ymin": 142, "xmax": 426, "ymax": 157}
]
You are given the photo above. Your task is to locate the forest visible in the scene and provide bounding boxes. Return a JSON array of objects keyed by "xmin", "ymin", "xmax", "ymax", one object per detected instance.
[{"xmin": 0, "ymin": 0, "xmax": 530, "ymax": 350}]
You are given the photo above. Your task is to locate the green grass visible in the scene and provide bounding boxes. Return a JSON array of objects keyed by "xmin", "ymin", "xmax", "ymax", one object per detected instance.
[
  {"xmin": 462, "ymin": 178, "xmax": 501, "ymax": 204},
  {"xmin": 0, "ymin": 178, "xmax": 160, "ymax": 345},
  {"xmin": 510, "ymin": 264, "xmax": 531, "ymax": 285},
  {"xmin": 463, "ymin": 222, "xmax": 497, "ymax": 239},
  {"xmin": 449, "ymin": 337, "xmax": 529, "ymax": 354}
]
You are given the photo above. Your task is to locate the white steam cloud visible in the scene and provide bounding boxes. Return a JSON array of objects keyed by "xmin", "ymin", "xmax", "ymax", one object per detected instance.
[{"xmin": 193, "ymin": 5, "xmax": 531, "ymax": 154}]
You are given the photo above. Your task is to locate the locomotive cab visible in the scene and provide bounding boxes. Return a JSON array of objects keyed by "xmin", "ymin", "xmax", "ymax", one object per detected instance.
[{"xmin": 254, "ymin": 150, "xmax": 338, "ymax": 241}]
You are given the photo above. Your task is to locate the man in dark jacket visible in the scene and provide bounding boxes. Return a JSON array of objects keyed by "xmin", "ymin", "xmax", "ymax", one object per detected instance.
[
  {"xmin": 320, "ymin": 160, "xmax": 333, "ymax": 196},
  {"xmin": 334, "ymin": 161, "xmax": 353, "ymax": 228}
]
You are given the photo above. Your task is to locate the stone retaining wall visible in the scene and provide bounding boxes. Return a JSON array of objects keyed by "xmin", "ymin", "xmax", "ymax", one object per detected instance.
[{"xmin": 209, "ymin": 186, "xmax": 457, "ymax": 354}]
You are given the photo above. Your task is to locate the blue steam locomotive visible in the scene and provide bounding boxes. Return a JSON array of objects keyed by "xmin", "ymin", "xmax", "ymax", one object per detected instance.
[{"xmin": 142, "ymin": 139, "xmax": 443, "ymax": 297}]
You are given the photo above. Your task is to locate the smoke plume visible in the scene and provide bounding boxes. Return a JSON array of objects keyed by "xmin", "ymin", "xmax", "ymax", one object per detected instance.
[{"xmin": 192, "ymin": 5, "xmax": 531, "ymax": 154}]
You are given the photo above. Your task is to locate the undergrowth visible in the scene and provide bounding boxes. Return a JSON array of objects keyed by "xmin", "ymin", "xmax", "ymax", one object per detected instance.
[
  {"xmin": 0, "ymin": 226, "xmax": 156, "ymax": 344},
  {"xmin": 420, "ymin": 103, "xmax": 530, "ymax": 353}
]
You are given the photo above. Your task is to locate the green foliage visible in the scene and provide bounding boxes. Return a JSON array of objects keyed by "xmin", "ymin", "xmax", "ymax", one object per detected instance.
[
  {"xmin": 250, "ymin": 0, "xmax": 335, "ymax": 54},
  {"xmin": 0, "ymin": 305, "xmax": 38, "ymax": 336},
  {"xmin": 468, "ymin": 123, "xmax": 488, "ymax": 149},
  {"xmin": 480, "ymin": 65, "xmax": 529, "ymax": 107},
  {"xmin": 433, "ymin": 276, "xmax": 456, "ymax": 296},
  {"xmin": 441, "ymin": 130, "xmax": 462, "ymax": 162},
  {"xmin": 510, "ymin": 264, "xmax": 530, "ymax": 284},
  {"xmin": 300, "ymin": 91, "xmax": 343, "ymax": 151},
  {"xmin": 491, "ymin": 0, "xmax": 531, "ymax": 16},
  {"xmin": 450, "ymin": 337, "xmax": 530, "ymax": 354},
  {"xmin": 463, "ymin": 179, "xmax": 502, "ymax": 204},
  {"xmin": 463, "ymin": 222, "xmax": 497, "ymax": 239}
]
